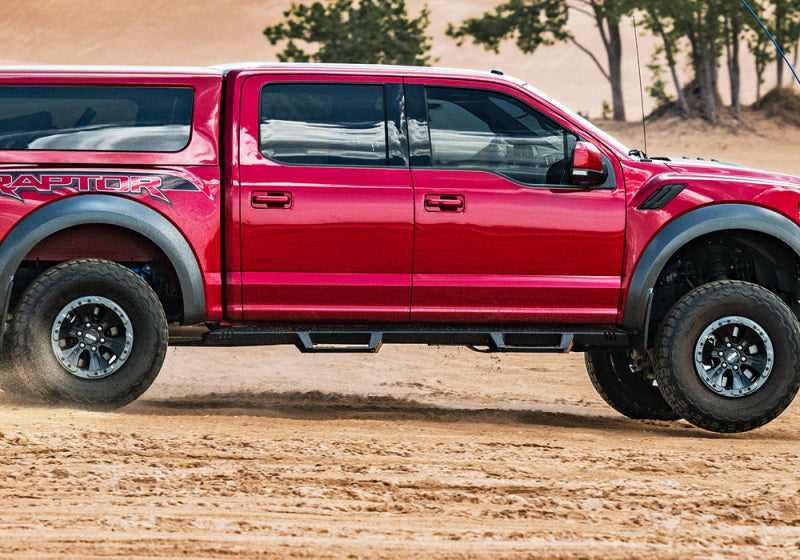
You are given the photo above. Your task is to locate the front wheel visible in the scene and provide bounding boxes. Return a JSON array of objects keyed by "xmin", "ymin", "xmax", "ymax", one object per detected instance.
[
  {"xmin": 654, "ymin": 280, "xmax": 800, "ymax": 433},
  {"xmin": 585, "ymin": 351, "xmax": 679, "ymax": 421},
  {"xmin": 10, "ymin": 259, "xmax": 167, "ymax": 409}
]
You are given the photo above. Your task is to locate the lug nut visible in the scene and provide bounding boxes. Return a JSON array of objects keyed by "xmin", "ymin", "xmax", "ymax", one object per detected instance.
[
  {"xmin": 97, "ymin": 326, "xmax": 103, "ymax": 331},
  {"xmin": 79, "ymin": 343, "xmax": 85, "ymax": 349},
  {"xmin": 77, "ymin": 331, "xmax": 82, "ymax": 336},
  {"xmin": 91, "ymin": 346, "xmax": 96, "ymax": 352},
  {"xmin": 86, "ymin": 323, "xmax": 91, "ymax": 328},
  {"xmin": 100, "ymin": 338, "xmax": 105, "ymax": 344},
  {"xmin": 726, "ymin": 343, "xmax": 732, "ymax": 348},
  {"xmin": 722, "ymin": 363, "xmax": 728, "ymax": 368}
]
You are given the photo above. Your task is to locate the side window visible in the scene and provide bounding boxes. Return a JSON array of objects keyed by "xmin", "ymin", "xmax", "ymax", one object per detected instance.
[
  {"xmin": 260, "ymin": 83, "xmax": 388, "ymax": 167},
  {"xmin": 425, "ymin": 87, "xmax": 578, "ymax": 185},
  {"xmin": 0, "ymin": 86, "xmax": 193, "ymax": 152}
]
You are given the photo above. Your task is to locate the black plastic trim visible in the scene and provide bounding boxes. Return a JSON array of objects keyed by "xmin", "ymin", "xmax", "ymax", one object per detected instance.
[
  {"xmin": 203, "ymin": 324, "xmax": 631, "ymax": 353},
  {"xmin": 0, "ymin": 195, "xmax": 206, "ymax": 332},
  {"xmin": 622, "ymin": 204, "xmax": 800, "ymax": 331},
  {"xmin": 403, "ymin": 83, "xmax": 432, "ymax": 167},
  {"xmin": 637, "ymin": 182, "xmax": 687, "ymax": 210}
]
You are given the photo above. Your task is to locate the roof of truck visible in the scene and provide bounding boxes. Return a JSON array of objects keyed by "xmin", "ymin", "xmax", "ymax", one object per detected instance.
[
  {"xmin": 213, "ymin": 62, "xmax": 526, "ymax": 85},
  {"xmin": 0, "ymin": 63, "xmax": 526, "ymax": 89}
]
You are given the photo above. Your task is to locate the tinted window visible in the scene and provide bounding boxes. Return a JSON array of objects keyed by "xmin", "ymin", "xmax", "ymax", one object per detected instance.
[
  {"xmin": 260, "ymin": 83, "xmax": 388, "ymax": 166},
  {"xmin": 425, "ymin": 87, "xmax": 578, "ymax": 185},
  {"xmin": 0, "ymin": 86, "xmax": 193, "ymax": 152}
]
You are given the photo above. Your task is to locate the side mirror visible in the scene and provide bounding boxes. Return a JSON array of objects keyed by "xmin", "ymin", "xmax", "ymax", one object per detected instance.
[{"xmin": 571, "ymin": 141, "xmax": 607, "ymax": 186}]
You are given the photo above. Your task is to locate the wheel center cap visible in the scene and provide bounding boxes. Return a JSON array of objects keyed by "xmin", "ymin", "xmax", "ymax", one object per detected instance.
[
  {"xmin": 84, "ymin": 330, "xmax": 99, "ymax": 344},
  {"xmin": 724, "ymin": 350, "xmax": 740, "ymax": 364}
]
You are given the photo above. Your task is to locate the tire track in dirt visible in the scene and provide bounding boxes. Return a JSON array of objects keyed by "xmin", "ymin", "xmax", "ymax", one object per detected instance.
[{"xmin": 1, "ymin": 361, "xmax": 799, "ymax": 560}]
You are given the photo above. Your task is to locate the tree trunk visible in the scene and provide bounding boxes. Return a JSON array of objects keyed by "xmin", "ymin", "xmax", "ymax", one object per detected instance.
[
  {"xmin": 607, "ymin": 20, "xmax": 625, "ymax": 121},
  {"xmin": 776, "ymin": 4, "xmax": 785, "ymax": 86},
  {"xmin": 687, "ymin": 13, "xmax": 718, "ymax": 124},
  {"xmin": 725, "ymin": 15, "xmax": 741, "ymax": 113}
]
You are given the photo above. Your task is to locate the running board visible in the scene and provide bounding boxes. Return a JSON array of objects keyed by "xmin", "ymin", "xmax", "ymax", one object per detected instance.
[{"xmin": 202, "ymin": 326, "xmax": 630, "ymax": 353}]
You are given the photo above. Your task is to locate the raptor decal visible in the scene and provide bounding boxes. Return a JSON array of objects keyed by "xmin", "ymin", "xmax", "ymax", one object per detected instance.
[{"xmin": 0, "ymin": 172, "xmax": 201, "ymax": 205}]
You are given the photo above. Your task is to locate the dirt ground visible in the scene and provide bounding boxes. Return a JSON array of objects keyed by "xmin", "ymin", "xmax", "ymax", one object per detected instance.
[{"xmin": 1, "ymin": 343, "xmax": 800, "ymax": 560}]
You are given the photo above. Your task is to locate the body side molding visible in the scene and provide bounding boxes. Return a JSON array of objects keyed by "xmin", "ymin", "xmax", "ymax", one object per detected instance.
[
  {"xmin": 622, "ymin": 203, "xmax": 800, "ymax": 331},
  {"xmin": 0, "ymin": 195, "xmax": 206, "ymax": 331}
]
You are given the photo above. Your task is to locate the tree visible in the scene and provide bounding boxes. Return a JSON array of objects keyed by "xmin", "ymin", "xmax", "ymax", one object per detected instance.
[
  {"xmin": 744, "ymin": 0, "xmax": 776, "ymax": 102},
  {"xmin": 771, "ymin": 0, "xmax": 800, "ymax": 86},
  {"xmin": 639, "ymin": 0, "xmax": 727, "ymax": 123},
  {"xmin": 446, "ymin": 0, "xmax": 633, "ymax": 121},
  {"xmin": 641, "ymin": 3, "xmax": 689, "ymax": 116},
  {"xmin": 263, "ymin": 0, "xmax": 433, "ymax": 66}
]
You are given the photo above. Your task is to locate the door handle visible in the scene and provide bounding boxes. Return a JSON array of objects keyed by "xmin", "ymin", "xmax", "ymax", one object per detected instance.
[
  {"xmin": 424, "ymin": 194, "xmax": 465, "ymax": 212},
  {"xmin": 252, "ymin": 191, "xmax": 292, "ymax": 209}
]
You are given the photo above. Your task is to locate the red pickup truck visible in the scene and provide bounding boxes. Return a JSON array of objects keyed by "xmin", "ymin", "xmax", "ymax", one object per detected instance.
[{"xmin": 0, "ymin": 63, "xmax": 798, "ymax": 433}]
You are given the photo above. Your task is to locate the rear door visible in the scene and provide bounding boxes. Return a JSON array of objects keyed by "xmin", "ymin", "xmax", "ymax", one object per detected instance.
[
  {"xmin": 405, "ymin": 79, "xmax": 626, "ymax": 323},
  {"xmin": 238, "ymin": 75, "xmax": 413, "ymax": 321}
]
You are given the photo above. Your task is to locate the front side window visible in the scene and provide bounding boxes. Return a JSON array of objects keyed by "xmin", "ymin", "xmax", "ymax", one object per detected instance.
[
  {"xmin": 260, "ymin": 83, "xmax": 388, "ymax": 167},
  {"xmin": 0, "ymin": 86, "xmax": 193, "ymax": 152},
  {"xmin": 425, "ymin": 86, "xmax": 578, "ymax": 185}
]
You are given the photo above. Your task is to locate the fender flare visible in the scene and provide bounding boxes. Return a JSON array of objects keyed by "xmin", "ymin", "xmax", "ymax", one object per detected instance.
[
  {"xmin": 621, "ymin": 203, "xmax": 800, "ymax": 331},
  {"xmin": 0, "ymin": 195, "xmax": 206, "ymax": 328}
]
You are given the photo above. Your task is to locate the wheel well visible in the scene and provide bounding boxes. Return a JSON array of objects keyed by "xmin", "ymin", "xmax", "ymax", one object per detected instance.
[
  {"xmin": 12, "ymin": 225, "xmax": 183, "ymax": 322},
  {"xmin": 649, "ymin": 230, "xmax": 800, "ymax": 339}
]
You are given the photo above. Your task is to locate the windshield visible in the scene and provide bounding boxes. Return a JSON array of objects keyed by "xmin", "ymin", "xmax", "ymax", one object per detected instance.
[{"xmin": 521, "ymin": 83, "xmax": 631, "ymax": 156}]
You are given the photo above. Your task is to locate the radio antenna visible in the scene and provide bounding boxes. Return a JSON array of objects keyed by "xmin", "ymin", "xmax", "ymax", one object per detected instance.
[
  {"xmin": 632, "ymin": 15, "xmax": 648, "ymax": 158},
  {"xmin": 741, "ymin": 0, "xmax": 800, "ymax": 86}
]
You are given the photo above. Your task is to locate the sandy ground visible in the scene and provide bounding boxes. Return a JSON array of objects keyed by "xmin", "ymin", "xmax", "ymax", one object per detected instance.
[{"xmin": 1, "ymin": 343, "xmax": 800, "ymax": 559}]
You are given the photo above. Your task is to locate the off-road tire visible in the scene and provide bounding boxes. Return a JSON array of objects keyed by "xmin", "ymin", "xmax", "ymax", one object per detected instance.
[
  {"xmin": 654, "ymin": 280, "xmax": 800, "ymax": 433},
  {"xmin": 585, "ymin": 351, "xmax": 679, "ymax": 421},
  {"xmin": 10, "ymin": 259, "xmax": 167, "ymax": 409}
]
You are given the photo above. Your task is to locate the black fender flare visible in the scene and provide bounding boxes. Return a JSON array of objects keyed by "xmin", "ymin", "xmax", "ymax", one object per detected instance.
[
  {"xmin": 622, "ymin": 203, "xmax": 800, "ymax": 331},
  {"xmin": 0, "ymin": 195, "xmax": 206, "ymax": 328}
]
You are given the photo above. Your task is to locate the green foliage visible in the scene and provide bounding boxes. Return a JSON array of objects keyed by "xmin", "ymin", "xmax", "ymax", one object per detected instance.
[
  {"xmin": 445, "ymin": 0, "xmax": 569, "ymax": 55},
  {"xmin": 601, "ymin": 100, "xmax": 612, "ymax": 119},
  {"xmin": 645, "ymin": 59, "xmax": 673, "ymax": 106},
  {"xmin": 263, "ymin": 0, "xmax": 433, "ymax": 66}
]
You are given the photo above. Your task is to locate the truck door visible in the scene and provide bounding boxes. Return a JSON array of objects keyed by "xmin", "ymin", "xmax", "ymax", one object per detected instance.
[
  {"xmin": 405, "ymin": 80, "xmax": 626, "ymax": 323},
  {"xmin": 237, "ymin": 75, "xmax": 413, "ymax": 321}
]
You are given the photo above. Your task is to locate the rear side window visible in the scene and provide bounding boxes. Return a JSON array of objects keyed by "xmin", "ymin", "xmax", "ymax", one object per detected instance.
[
  {"xmin": 0, "ymin": 86, "xmax": 194, "ymax": 152},
  {"xmin": 259, "ymin": 83, "xmax": 388, "ymax": 167}
]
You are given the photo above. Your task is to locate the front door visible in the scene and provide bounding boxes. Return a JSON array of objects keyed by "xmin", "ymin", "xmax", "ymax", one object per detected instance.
[{"xmin": 406, "ymin": 80, "xmax": 626, "ymax": 323}]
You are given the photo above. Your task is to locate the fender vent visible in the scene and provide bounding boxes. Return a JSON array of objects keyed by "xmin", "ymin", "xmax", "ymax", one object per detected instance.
[{"xmin": 638, "ymin": 183, "xmax": 687, "ymax": 210}]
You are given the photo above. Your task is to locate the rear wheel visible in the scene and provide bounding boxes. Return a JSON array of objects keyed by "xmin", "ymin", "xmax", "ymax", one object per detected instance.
[
  {"xmin": 585, "ymin": 351, "xmax": 679, "ymax": 421},
  {"xmin": 654, "ymin": 280, "xmax": 800, "ymax": 433},
  {"xmin": 10, "ymin": 259, "xmax": 167, "ymax": 409}
]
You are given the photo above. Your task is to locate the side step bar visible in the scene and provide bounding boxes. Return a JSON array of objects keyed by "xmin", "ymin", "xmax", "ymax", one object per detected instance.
[{"xmin": 201, "ymin": 325, "xmax": 630, "ymax": 354}]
